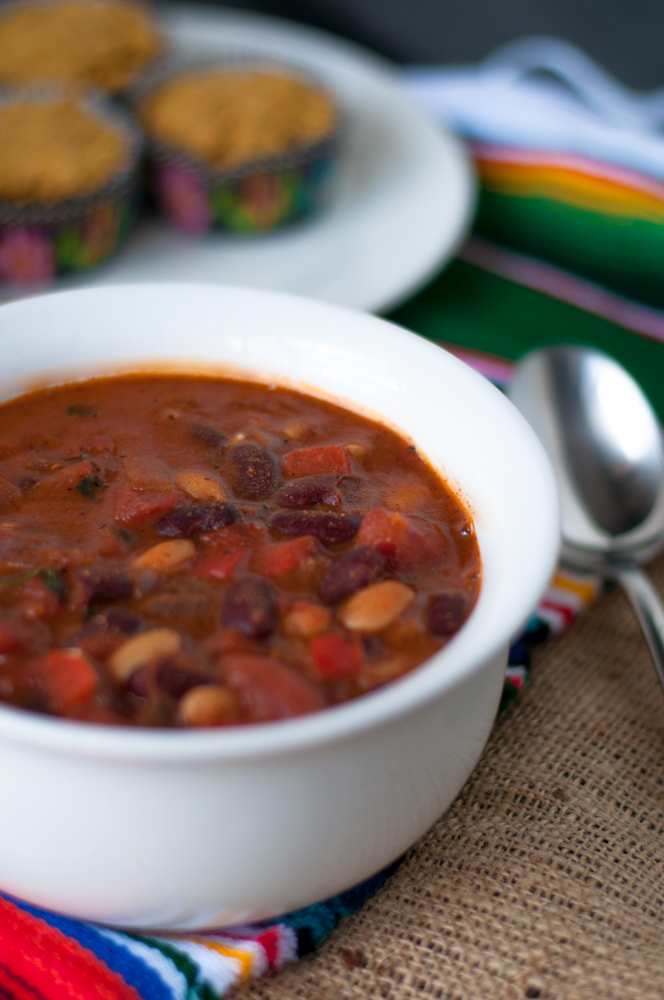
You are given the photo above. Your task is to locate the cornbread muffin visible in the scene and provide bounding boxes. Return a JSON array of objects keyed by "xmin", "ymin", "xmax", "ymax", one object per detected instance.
[
  {"xmin": 138, "ymin": 63, "xmax": 342, "ymax": 235},
  {"xmin": 0, "ymin": 0, "xmax": 163, "ymax": 95},
  {"xmin": 0, "ymin": 96, "xmax": 125, "ymax": 203},
  {"xmin": 0, "ymin": 90, "xmax": 142, "ymax": 287},
  {"xmin": 141, "ymin": 70, "xmax": 339, "ymax": 171}
]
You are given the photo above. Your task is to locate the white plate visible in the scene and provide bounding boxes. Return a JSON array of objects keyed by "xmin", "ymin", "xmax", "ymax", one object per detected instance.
[{"xmin": 3, "ymin": 4, "xmax": 476, "ymax": 313}]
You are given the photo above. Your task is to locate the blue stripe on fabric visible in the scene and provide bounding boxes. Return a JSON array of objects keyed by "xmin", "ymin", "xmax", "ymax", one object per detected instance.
[{"xmin": 2, "ymin": 894, "xmax": 176, "ymax": 1000}]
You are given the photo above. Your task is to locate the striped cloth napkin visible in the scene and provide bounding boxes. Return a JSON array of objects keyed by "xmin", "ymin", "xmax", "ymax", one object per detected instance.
[{"xmin": 403, "ymin": 37, "xmax": 664, "ymax": 308}]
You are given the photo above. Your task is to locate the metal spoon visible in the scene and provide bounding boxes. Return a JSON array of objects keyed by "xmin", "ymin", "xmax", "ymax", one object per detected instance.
[{"xmin": 508, "ymin": 345, "xmax": 664, "ymax": 692}]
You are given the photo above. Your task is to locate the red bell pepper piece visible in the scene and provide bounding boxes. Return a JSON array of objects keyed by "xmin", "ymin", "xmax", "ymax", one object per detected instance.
[
  {"xmin": 309, "ymin": 631, "xmax": 367, "ymax": 679},
  {"xmin": 282, "ymin": 445, "xmax": 352, "ymax": 478},
  {"xmin": 39, "ymin": 648, "xmax": 97, "ymax": 713}
]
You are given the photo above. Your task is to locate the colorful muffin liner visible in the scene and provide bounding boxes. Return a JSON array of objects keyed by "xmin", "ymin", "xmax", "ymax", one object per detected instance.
[
  {"xmin": 134, "ymin": 57, "xmax": 344, "ymax": 236},
  {"xmin": 0, "ymin": 85, "xmax": 143, "ymax": 288}
]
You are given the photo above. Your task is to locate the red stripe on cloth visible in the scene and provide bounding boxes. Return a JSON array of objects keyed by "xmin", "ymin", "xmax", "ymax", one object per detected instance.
[
  {"xmin": 539, "ymin": 598, "xmax": 575, "ymax": 628},
  {"xmin": 0, "ymin": 961, "xmax": 46, "ymax": 1000},
  {"xmin": 0, "ymin": 897, "xmax": 141, "ymax": 1000}
]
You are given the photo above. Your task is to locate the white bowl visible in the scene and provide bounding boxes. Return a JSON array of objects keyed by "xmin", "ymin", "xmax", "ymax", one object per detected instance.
[{"xmin": 0, "ymin": 284, "xmax": 559, "ymax": 930}]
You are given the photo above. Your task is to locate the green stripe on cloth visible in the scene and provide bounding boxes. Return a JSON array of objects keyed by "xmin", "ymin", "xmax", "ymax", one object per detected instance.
[
  {"xmin": 387, "ymin": 257, "xmax": 664, "ymax": 423},
  {"xmin": 476, "ymin": 191, "xmax": 664, "ymax": 307}
]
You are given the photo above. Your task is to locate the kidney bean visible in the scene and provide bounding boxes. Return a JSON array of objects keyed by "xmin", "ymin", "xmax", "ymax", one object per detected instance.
[
  {"xmin": 190, "ymin": 423, "xmax": 226, "ymax": 449},
  {"xmin": 231, "ymin": 443, "xmax": 278, "ymax": 500},
  {"xmin": 126, "ymin": 666, "xmax": 148, "ymax": 699},
  {"xmin": 156, "ymin": 658, "xmax": 210, "ymax": 699},
  {"xmin": 428, "ymin": 591, "xmax": 471, "ymax": 637},
  {"xmin": 319, "ymin": 546, "xmax": 386, "ymax": 604},
  {"xmin": 221, "ymin": 575, "xmax": 276, "ymax": 639},
  {"xmin": 77, "ymin": 607, "xmax": 142, "ymax": 639},
  {"xmin": 271, "ymin": 510, "xmax": 362, "ymax": 544},
  {"xmin": 153, "ymin": 501, "xmax": 238, "ymax": 538},
  {"xmin": 78, "ymin": 566, "xmax": 133, "ymax": 604},
  {"xmin": 276, "ymin": 474, "xmax": 342, "ymax": 508}
]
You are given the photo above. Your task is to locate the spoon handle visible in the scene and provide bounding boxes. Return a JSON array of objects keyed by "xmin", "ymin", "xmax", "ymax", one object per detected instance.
[{"xmin": 611, "ymin": 566, "xmax": 664, "ymax": 694}]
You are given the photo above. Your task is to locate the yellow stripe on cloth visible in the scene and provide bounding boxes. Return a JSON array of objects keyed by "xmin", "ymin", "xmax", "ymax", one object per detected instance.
[
  {"xmin": 190, "ymin": 938, "xmax": 256, "ymax": 981},
  {"xmin": 477, "ymin": 159, "xmax": 664, "ymax": 223},
  {"xmin": 551, "ymin": 569, "xmax": 601, "ymax": 607}
]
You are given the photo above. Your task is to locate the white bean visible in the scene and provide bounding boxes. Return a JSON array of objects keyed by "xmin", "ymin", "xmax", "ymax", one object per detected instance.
[
  {"xmin": 109, "ymin": 628, "xmax": 182, "ymax": 681},
  {"xmin": 133, "ymin": 539, "xmax": 196, "ymax": 572},
  {"xmin": 339, "ymin": 580, "xmax": 415, "ymax": 633},
  {"xmin": 175, "ymin": 471, "xmax": 227, "ymax": 502},
  {"xmin": 177, "ymin": 685, "xmax": 238, "ymax": 726},
  {"xmin": 282, "ymin": 600, "xmax": 333, "ymax": 638}
]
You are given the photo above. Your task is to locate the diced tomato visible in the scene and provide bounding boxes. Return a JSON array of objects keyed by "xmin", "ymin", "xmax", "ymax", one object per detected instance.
[
  {"xmin": 252, "ymin": 535, "xmax": 319, "ymax": 578},
  {"xmin": 0, "ymin": 613, "xmax": 35, "ymax": 653},
  {"xmin": 17, "ymin": 577, "xmax": 59, "ymax": 620},
  {"xmin": 112, "ymin": 486, "xmax": 184, "ymax": 526},
  {"xmin": 39, "ymin": 648, "xmax": 97, "ymax": 713},
  {"xmin": 220, "ymin": 653, "xmax": 326, "ymax": 720},
  {"xmin": 357, "ymin": 508, "xmax": 446, "ymax": 569},
  {"xmin": 282, "ymin": 445, "xmax": 352, "ymax": 478},
  {"xmin": 197, "ymin": 548, "xmax": 248, "ymax": 581},
  {"xmin": 309, "ymin": 631, "xmax": 367, "ymax": 679},
  {"xmin": 200, "ymin": 522, "xmax": 265, "ymax": 550}
]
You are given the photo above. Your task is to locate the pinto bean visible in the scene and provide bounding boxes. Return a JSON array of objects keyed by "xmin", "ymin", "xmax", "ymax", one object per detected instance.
[
  {"xmin": 153, "ymin": 502, "xmax": 238, "ymax": 538},
  {"xmin": 428, "ymin": 591, "xmax": 471, "ymax": 637},
  {"xmin": 276, "ymin": 475, "xmax": 342, "ymax": 508},
  {"xmin": 175, "ymin": 471, "xmax": 227, "ymax": 502},
  {"xmin": 78, "ymin": 566, "xmax": 133, "ymax": 604},
  {"xmin": 339, "ymin": 580, "xmax": 415, "ymax": 633},
  {"xmin": 270, "ymin": 510, "xmax": 362, "ymax": 544},
  {"xmin": 133, "ymin": 540, "xmax": 196, "ymax": 572},
  {"xmin": 109, "ymin": 628, "xmax": 182, "ymax": 681},
  {"xmin": 221, "ymin": 574, "xmax": 276, "ymax": 639},
  {"xmin": 176, "ymin": 684, "xmax": 238, "ymax": 726},
  {"xmin": 319, "ymin": 546, "xmax": 386, "ymax": 604},
  {"xmin": 230, "ymin": 443, "xmax": 278, "ymax": 500}
]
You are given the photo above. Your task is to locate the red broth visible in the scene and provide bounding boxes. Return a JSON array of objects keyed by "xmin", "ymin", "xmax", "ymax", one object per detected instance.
[{"xmin": 0, "ymin": 374, "xmax": 480, "ymax": 726}]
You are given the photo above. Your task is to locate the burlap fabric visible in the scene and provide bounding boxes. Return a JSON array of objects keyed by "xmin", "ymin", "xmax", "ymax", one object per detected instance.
[{"xmin": 241, "ymin": 554, "xmax": 664, "ymax": 1000}]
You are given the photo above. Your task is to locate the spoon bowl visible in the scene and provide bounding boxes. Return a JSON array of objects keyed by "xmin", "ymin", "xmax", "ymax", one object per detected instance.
[{"xmin": 509, "ymin": 345, "xmax": 664, "ymax": 693}]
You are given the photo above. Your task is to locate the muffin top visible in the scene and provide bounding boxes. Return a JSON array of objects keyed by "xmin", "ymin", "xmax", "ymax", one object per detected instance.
[
  {"xmin": 0, "ymin": 0, "xmax": 163, "ymax": 94},
  {"xmin": 0, "ymin": 97, "xmax": 127, "ymax": 203},
  {"xmin": 141, "ymin": 69, "xmax": 338, "ymax": 171}
]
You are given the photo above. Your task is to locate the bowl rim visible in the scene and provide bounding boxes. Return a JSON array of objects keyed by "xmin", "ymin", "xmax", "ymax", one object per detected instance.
[{"xmin": 0, "ymin": 283, "xmax": 560, "ymax": 761}]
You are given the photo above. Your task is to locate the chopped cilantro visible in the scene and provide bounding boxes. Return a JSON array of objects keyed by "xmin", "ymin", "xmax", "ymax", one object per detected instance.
[
  {"xmin": 41, "ymin": 569, "xmax": 67, "ymax": 602},
  {"xmin": 75, "ymin": 475, "xmax": 107, "ymax": 502}
]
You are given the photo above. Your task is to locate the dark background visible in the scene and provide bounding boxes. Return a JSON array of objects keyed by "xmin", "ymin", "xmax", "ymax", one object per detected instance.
[{"xmin": 191, "ymin": 0, "xmax": 664, "ymax": 90}]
